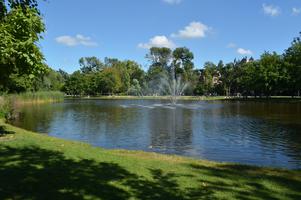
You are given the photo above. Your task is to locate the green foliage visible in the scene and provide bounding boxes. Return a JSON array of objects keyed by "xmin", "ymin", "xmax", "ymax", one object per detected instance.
[
  {"xmin": 172, "ymin": 47, "xmax": 194, "ymax": 80},
  {"xmin": 0, "ymin": 0, "xmax": 7, "ymax": 19},
  {"xmin": 34, "ymin": 68, "xmax": 66, "ymax": 92},
  {"xmin": 63, "ymin": 71, "xmax": 86, "ymax": 95},
  {"xmin": 258, "ymin": 52, "xmax": 284, "ymax": 96},
  {"xmin": 79, "ymin": 57, "xmax": 104, "ymax": 74},
  {"xmin": 127, "ymin": 79, "xmax": 142, "ymax": 96},
  {"xmin": 62, "ymin": 34, "xmax": 301, "ymax": 97},
  {"xmin": 0, "ymin": 6, "xmax": 47, "ymax": 92},
  {"xmin": 146, "ymin": 47, "xmax": 172, "ymax": 71},
  {"xmin": 95, "ymin": 68, "xmax": 122, "ymax": 94},
  {"xmin": 63, "ymin": 57, "xmax": 146, "ymax": 96},
  {"xmin": 284, "ymin": 32, "xmax": 301, "ymax": 95}
]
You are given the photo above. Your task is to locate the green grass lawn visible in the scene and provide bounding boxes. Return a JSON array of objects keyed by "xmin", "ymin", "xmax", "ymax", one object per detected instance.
[{"xmin": 0, "ymin": 120, "xmax": 300, "ymax": 200}]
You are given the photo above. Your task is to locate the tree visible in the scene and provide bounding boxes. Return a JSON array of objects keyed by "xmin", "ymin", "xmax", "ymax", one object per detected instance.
[
  {"xmin": 146, "ymin": 47, "xmax": 172, "ymax": 72},
  {"xmin": 95, "ymin": 68, "xmax": 122, "ymax": 95},
  {"xmin": 258, "ymin": 52, "xmax": 283, "ymax": 97},
  {"xmin": 79, "ymin": 57, "xmax": 103, "ymax": 74},
  {"xmin": 123, "ymin": 60, "xmax": 145, "ymax": 85},
  {"xmin": 58, "ymin": 69, "xmax": 69, "ymax": 81},
  {"xmin": 127, "ymin": 79, "xmax": 142, "ymax": 96},
  {"xmin": 63, "ymin": 71, "xmax": 85, "ymax": 95},
  {"xmin": 172, "ymin": 47, "xmax": 194, "ymax": 80},
  {"xmin": 284, "ymin": 32, "xmax": 301, "ymax": 96},
  {"xmin": 0, "ymin": 0, "xmax": 7, "ymax": 19},
  {"xmin": 0, "ymin": 6, "xmax": 47, "ymax": 92}
]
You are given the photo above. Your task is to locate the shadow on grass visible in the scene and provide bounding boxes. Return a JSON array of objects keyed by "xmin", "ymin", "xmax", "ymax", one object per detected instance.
[
  {"xmin": 0, "ymin": 126, "xmax": 14, "ymax": 136},
  {"xmin": 0, "ymin": 145, "xmax": 300, "ymax": 200},
  {"xmin": 0, "ymin": 146, "xmax": 211, "ymax": 200},
  {"xmin": 189, "ymin": 163, "xmax": 301, "ymax": 200}
]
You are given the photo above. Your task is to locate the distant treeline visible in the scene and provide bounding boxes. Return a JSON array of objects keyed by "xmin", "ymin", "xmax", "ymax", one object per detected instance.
[
  {"xmin": 0, "ymin": 2, "xmax": 300, "ymax": 97},
  {"xmin": 50, "ymin": 33, "xmax": 301, "ymax": 97}
]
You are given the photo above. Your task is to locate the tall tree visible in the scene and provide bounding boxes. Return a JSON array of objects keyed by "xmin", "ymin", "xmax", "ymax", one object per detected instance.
[
  {"xmin": 146, "ymin": 47, "xmax": 172, "ymax": 71},
  {"xmin": 95, "ymin": 68, "xmax": 122, "ymax": 95},
  {"xmin": 0, "ymin": 6, "xmax": 47, "ymax": 91},
  {"xmin": 172, "ymin": 47, "xmax": 194, "ymax": 79},
  {"xmin": 284, "ymin": 32, "xmax": 301, "ymax": 96},
  {"xmin": 258, "ymin": 52, "xmax": 283, "ymax": 97},
  {"xmin": 79, "ymin": 57, "xmax": 103, "ymax": 74}
]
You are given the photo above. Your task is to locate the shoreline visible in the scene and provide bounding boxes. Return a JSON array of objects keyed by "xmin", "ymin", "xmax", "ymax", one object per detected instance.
[
  {"xmin": 0, "ymin": 119, "xmax": 300, "ymax": 199},
  {"xmin": 64, "ymin": 95, "xmax": 301, "ymax": 101}
]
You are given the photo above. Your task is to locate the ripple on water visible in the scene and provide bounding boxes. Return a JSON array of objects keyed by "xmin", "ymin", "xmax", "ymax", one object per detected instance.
[{"xmin": 11, "ymin": 99, "xmax": 301, "ymax": 169}]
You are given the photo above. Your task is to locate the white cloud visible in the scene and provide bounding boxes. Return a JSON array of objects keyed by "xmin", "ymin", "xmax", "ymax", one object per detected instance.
[
  {"xmin": 292, "ymin": 7, "xmax": 301, "ymax": 16},
  {"xmin": 171, "ymin": 21, "xmax": 209, "ymax": 39},
  {"xmin": 263, "ymin": 4, "xmax": 280, "ymax": 17},
  {"xmin": 162, "ymin": 0, "xmax": 182, "ymax": 5},
  {"xmin": 237, "ymin": 48, "xmax": 253, "ymax": 55},
  {"xmin": 138, "ymin": 35, "xmax": 175, "ymax": 49},
  {"xmin": 227, "ymin": 43, "xmax": 237, "ymax": 48},
  {"xmin": 55, "ymin": 34, "xmax": 98, "ymax": 47}
]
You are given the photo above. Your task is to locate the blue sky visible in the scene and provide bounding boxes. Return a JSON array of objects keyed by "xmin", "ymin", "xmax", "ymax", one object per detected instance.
[{"xmin": 38, "ymin": 0, "xmax": 301, "ymax": 73}]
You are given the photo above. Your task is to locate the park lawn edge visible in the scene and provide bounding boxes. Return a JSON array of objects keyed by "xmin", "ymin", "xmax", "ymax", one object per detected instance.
[{"xmin": 0, "ymin": 119, "xmax": 301, "ymax": 199}]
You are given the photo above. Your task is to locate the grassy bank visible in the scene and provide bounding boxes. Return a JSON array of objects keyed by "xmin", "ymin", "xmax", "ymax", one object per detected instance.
[{"xmin": 0, "ymin": 120, "xmax": 300, "ymax": 199}]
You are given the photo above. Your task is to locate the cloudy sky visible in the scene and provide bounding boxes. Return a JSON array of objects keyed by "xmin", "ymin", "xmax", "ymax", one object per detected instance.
[{"xmin": 39, "ymin": 0, "xmax": 301, "ymax": 73}]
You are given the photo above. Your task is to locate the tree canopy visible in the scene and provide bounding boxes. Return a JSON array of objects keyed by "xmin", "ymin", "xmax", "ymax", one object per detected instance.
[
  {"xmin": 0, "ymin": 1, "xmax": 300, "ymax": 98},
  {"xmin": 0, "ymin": 1, "xmax": 47, "ymax": 92}
]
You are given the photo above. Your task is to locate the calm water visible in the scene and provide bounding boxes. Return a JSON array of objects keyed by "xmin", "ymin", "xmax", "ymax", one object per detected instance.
[{"xmin": 12, "ymin": 99, "xmax": 301, "ymax": 169}]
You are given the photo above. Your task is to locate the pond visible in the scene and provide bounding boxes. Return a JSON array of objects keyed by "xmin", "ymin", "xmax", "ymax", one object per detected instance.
[{"xmin": 11, "ymin": 99, "xmax": 301, "ymax": 169}]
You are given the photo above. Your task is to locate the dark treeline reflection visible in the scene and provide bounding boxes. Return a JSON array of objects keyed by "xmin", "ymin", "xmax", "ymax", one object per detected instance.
[{"xmin": 12, "ymin": 99, "xmax": 301, "ymax": 169}]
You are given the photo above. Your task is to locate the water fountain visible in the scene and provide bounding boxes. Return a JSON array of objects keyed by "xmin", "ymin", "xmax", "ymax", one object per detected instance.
[
  {"xmin": 157, "ymin": 62, "xmax": 189, "ymax": 105},
  {"xmin": 121, "ymin": 62, "xmax": 189, "ymax": 109}
]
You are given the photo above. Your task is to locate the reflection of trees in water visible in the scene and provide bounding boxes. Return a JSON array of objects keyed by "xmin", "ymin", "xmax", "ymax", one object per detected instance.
[
  {"xmin": 201, "ymin": 101, "xmax": 301, "ymax": 167},
  {"xmin": 13, "ymin": 103, "xmax": 63, "ymax": 132},
  {"xmin": 255, "ymin": 123, "xmax": 301, "ymax": 166},
  {"xmin": 13, "ymin": 101, "xmax": 142, "ymax": 141},
  {"xmin": 12, "ymin": 100, "xmax": 301, "ymax": 168},
  {"xmin": 230, "ymin": 101, "xmax": 301, "ymax": 165},
  {"xmin": 149, "ymin": 108, "xmax": 193, "ymax": 153}
]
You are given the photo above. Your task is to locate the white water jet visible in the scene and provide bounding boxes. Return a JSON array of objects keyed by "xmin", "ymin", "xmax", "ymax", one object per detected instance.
[{"xmin": 158, "ymin": 63, "xmax": 189, "ymax": 105}]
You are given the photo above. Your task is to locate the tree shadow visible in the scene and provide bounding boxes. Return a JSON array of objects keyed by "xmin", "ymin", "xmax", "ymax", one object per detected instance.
[
  {"xmin": 0, "ymin": 146, "xmax": 133, "ymax": 200},
  {"xmin": 0, "ymin": 126, "xmax": 14, "ymax": 136},
  {"xmin": 0, "ymin": 146, "xmax": 214, "ymax": 200},
  {"xmin": 189, "ymin": 163, "xmax": 301, "ymax": 200},
  {"xmin": 124, "ymin": 168, "xmax": 215, "ymax": 200},
  {"xmin": 0, "ymin": 145, "xmax": 300, "ymax": 199}
]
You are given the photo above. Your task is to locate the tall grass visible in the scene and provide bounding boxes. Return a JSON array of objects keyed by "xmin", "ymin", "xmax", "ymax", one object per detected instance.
[
  {"xmin": 0, "ymin": 91, "xmax": 64, "ymax": 120},
  {"xmin": 9, "ymin": 91, "xmax": 64, "ymax": 104},
  {"xmin": 0, "ymin": 96, "xmax": 10, "ymax": 119}
]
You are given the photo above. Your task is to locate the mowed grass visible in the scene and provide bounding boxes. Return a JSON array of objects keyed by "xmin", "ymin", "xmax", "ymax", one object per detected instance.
[{"xmin": 0, "ymin": 120, "xmax": 300, "ymax": 200}]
